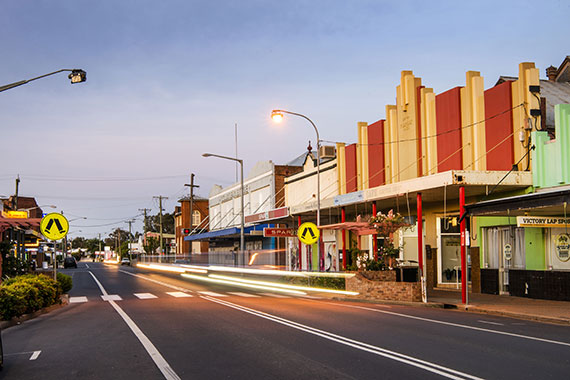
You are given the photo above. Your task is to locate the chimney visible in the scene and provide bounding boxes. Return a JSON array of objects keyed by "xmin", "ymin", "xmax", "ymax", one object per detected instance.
[{"xmin": 546, "ymin": 65, "xmax": 558, "ymax": 81}]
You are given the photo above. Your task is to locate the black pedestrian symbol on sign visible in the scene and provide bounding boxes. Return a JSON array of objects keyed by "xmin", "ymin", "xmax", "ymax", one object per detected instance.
[
  {"xmin": 301, "ymin": 227, "xmax": 316, "ymax": 240},
  {"xmin": 45, "ymin": 218, "xmax": 67, "ymax": 235}
]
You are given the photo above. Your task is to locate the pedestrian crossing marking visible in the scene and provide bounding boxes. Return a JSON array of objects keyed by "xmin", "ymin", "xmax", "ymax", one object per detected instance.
[
  {"xmin": 134, "ymin": 293, "xmax": 158, "ymax": 299},
  {"xmin": 101, "ymin": 295, "xmax": 122, "ymax": 301},
  {"xmin": 198, "ymin": 291, "xmax": 228, "ymax": 297},
  {"xmin": 166, "ymin": 292, "xmax": 193, "ymax": 298},
  {"xmin": 228, "ymin": 292, "xmax": 261, "ymax": 298},
  {"xmin": 69, "ymin": 296, "xmax": 88, "ymax": 303},
  {"xmin": 259, "ymin": 293, "xmax": 291, "ymax": 298}
]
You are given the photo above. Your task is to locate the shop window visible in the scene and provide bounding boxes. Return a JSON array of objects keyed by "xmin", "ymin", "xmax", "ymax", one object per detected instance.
[{"xmin": 483, "ymin": 226, "xmax": 525, "ymax": 269}]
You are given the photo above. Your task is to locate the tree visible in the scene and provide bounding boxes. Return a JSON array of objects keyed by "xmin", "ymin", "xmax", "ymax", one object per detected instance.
[
  {"xmin": 147, "ymin": 212, "xmax": 174, "ymax": 234},
  {"xmin": 143, "ymin": 236, "xmax": 160, "ymax": 255},
  {"xmin": 107, "ymin": 228, "xmax": 133, "ymax": 251}
]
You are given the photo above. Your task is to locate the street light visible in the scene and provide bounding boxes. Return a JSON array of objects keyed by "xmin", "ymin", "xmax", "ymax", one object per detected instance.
[
  {"xmin": 0, "ymin": 69, "xmax": 87, "ymax": 93},
  {"xmin": 202, "ymin": 153, "xmax": 245, "ymax": 259},
  {"xmin": 271, "ymin": 109, "xmax": 321, "ymax": 227}
]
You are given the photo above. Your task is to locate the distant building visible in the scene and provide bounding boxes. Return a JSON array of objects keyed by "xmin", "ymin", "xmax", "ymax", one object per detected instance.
[{"xmin": 175, "ymin": 196, "xmax": 209, "ymax": 255}]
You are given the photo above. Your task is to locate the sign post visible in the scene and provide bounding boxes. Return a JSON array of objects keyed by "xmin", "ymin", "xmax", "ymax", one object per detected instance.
[{"xmin": 40, "ymin": 213, "xmax": 69, "ymax": 280}]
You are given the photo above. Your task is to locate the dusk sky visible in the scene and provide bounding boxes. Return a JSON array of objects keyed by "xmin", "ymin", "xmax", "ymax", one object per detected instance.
[{"xmin": 1, "ymin": 0, "xmax": 568, "ymax": 239}]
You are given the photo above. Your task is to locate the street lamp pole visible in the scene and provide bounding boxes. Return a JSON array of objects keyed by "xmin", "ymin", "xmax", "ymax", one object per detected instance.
[
  {"xmin": 0, "ymin": 69, "xmax": 87, "ymax": 93},
  {"xmin": 202, "ymin": 153, "xmax": 245, "ymax": 260},
  {"xmin": 271, "ymin": 110, "xmax": 320, "ymax": 227}
]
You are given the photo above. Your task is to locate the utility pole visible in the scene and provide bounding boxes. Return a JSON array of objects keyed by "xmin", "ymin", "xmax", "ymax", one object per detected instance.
[
  {"xmin": 184, "ymin": 174, "xmax": 199, "ymax": 255},
  {"xmin": 125, "ymin": 219, "xmax": 134, "ymax": 259},
  {"xmin": 153, "ymin": 196, "xmax": 168, "ymax": 255},
  {"xmin": 98, "ymin": 233, "xmax": 102, "ymax": 261},
  {"xmin": 139, "ymin": 208, "xmax": 151, "ymax": 234},
  {"xmin": 14, "ymin": 174, "xmax": 20, "ymax": 209}
]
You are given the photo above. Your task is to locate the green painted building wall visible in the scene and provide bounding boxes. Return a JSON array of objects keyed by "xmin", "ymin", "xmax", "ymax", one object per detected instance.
[
  {"xmin": 532, "ymin": 104, "xmax": 570, "ymax": 188},
  {"xmin": 473, "ymin": 216, "xmax": 546, "ymax": 270}
]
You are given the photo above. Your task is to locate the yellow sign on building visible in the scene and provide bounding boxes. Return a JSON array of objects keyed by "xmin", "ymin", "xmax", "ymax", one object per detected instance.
[
  {"xmin": 40, "ymin": 213, "xmax": 69, "ymax": 241},
  {"xmin": 2, "ymin": 210, "xmax": 28, "ymax": 218},
  {"xmin": 297, "ymin": 222, "xmax": 320, "ymax": 245}
]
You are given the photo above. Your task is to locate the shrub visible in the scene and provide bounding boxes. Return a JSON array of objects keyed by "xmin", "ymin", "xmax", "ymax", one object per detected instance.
[
  {"xmin": 0, "ymin": 273, "xmax": 64, "ymax": 320},
  {"xmin": 0, "ymin": 286, "xmax": 27, "ymax": 320},
  {"xmin": 57, "ymin": 273, "xmax": 73, "ymax": 294}
]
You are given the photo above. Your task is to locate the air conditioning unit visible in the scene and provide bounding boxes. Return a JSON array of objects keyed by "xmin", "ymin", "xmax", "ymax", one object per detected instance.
[{"xmin": 319, "ymin": 145, "xmax": 336, "ymax": 160}]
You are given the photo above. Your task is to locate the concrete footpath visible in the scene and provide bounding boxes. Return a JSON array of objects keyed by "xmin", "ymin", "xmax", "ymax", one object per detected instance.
[{"xmin": 427, "ymin": 288, "xmax": 570, "ymax": 325}]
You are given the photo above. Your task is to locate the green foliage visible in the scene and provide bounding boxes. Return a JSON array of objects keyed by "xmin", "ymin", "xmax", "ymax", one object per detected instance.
[
  {"xmin": 2, "ymin": 253, "xmax": 31, "ymax": 278},
  {"xmin": 57, "ymin": 273, "xmax": 73, "ymax": 293},
  {"xmin": 0, "ymin": 274, "xmax": 62, "ymax": 320},
  {"xmin": 144, "ymin": 236, "xmax": 160, "ymax": 254}
]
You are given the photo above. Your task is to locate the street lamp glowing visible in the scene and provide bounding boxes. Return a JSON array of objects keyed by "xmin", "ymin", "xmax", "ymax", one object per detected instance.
[{"xmin": 271, "ymin": 110, "xmax": 284, "ymax": 123}]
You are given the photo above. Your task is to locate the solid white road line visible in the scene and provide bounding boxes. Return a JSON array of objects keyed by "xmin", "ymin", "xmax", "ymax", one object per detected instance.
[
  {"xmin": 198, "ymin": 291, "xmax": 227, "ymax": 297},
  {"xmin": 134, "ymin": 293, "xmax": 158, "ymax": 300},
  {"xmin": 325, "ymin": 302, "xmax": 570, "ymax": 347},
  {"xmin": 202, "ymin": 296, "xmax": 483, "ymax": 380},
  {"xmin": 29, "ymin": 351, "xmax": 41, "ymax": 361},
  {"xmin": 166, "ymin": 291, "xmax": 193, "ymax": 298},
  {"xmin": 69, "ymin": 296, "xmax": 88, "ymax": 303},
  {"xmin": 228, "ymin": 292, "xmax": 261, "ymax": 298},
  {"xmin": 478, "ymin": 320, "xmax": 504, "ymax": 326},
  {"xmin": 88, "ymin": 271, "xmax": 180, "ymax": 380}
]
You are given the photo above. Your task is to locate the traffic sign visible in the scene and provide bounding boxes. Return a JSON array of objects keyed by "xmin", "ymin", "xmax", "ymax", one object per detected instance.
[
  {"xmin": 297, "ymin": 222, "xmax": 319, "ymax": 245},
  {"xmin": 40, "ymin": 213, "xmax": 69, "ymax": 241}
]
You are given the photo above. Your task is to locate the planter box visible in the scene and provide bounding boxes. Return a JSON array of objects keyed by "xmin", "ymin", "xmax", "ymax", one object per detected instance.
[{"xmin": 346, "ymin": 271, "xmax": 421, "ymax": 302}]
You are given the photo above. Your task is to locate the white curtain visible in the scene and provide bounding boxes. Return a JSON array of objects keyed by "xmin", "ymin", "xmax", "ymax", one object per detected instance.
[
  {"xmin": 484, "ymin": 227, "xmax": 499, "ymax": 268},
  {"xmin": 513, "ymin": 227, "xmax": 526, "ymax": 269}
]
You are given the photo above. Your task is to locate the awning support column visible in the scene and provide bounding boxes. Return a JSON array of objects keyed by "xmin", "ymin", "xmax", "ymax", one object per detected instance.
[
  {"xmin": 341, "ymin": 207, "xmax": 346, "ymax": 270},
  {"xmin": 372, "ymin": 202, "xmax": 378, "ymax": 261}
]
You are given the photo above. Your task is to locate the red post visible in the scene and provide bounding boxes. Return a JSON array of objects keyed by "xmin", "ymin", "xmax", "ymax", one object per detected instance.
[
  {"xmin": 372, "ymin": 202, "xmax": 378, "ymax": 260},
  {"xmin": 298, "ymin": 216, "xmax": 302, "ymax": 271},
  {"xmin": 417, "ymin": 193, "xmax": 423, "ymax": 276},
  {"xmin": 460, "ymin": 186, "xmax": 467, "ymax": 304},
  {"xmin": 341, "ymin": 207, "xmax": 346, "ymax": 270}
]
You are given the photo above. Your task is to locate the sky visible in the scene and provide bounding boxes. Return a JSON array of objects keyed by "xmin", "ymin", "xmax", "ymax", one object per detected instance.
[{"xmin": 1, "ymin": 0, "xmax": 569, "ymax": 239}]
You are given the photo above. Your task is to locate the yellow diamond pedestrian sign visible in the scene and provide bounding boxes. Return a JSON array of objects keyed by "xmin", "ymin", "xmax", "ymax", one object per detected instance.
[
  {"xmin": 40, "ymin": 213, "xmax": 69, "ymax": 241},
  {"xmin": 297, "ymin": 222, "xmax": 319, "ymax": 245}
]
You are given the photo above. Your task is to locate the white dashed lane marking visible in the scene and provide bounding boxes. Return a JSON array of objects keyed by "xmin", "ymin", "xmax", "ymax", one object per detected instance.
[
  {"xmin": 166, "ymin": 292, "xmax": 193, "ymax": 298},
  {"xmin": 69, "ymin": 296, "xmax": 88, "ymax": 303},
  {"xmin": 134, "ymin": 293, "xmax": 158, "ymax": 299},
  {"xmin": 101, "ymin": 295, "xmax": 123, "ymax": 301},
  {"xmin": 258, "ymin": 293, "xmax": 290, "ymax": 298}
]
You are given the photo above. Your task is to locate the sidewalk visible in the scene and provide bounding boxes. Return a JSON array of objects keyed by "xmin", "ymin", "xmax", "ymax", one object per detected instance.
[{"xmin": 427, "ymin": 288, "xmax": 570, "ymax": 325}]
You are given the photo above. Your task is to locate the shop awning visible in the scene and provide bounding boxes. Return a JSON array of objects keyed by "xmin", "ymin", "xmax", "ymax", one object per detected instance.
[
  {"xmin": 0, "ymin": 217, "xmax": 41, "ymax": 232},
  {"xmin": 318, "ymin": 222, "xmax": 377, "ymax": 236},
  {"xmin": 463, "ymin": 186, "xmax": 570, "ymax": 217},
  {"xmin": 184, "ymin": 224, "xmax": 273, "ymax": 241}
]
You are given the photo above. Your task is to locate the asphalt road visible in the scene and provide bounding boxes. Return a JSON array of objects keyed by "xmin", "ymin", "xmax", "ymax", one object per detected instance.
[{"xmin": 2, "ymin": 261, "xmax": 569, "ymax": 379}]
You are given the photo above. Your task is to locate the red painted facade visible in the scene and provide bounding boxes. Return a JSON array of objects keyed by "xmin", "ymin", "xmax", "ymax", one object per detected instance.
[
  {"xmin": 345, "ymin": 143, "xmax": 358, "ymax": 193},
  {"xmin": 436, "ymin": 87, "xmax": 463, "ymax": 172},
  {"xmin": 484, "ymin": 81, "xmax": 514, "ymax": 170},
  {"xmin": 367, "ymin": 120, "xmax": 385, "ymax": 187}
]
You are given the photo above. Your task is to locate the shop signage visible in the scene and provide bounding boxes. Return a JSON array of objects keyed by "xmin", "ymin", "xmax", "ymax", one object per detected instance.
[
  {"xmin": 263, "ymin": 227, "xmax": 296, "ymax": 238},
  {"xmin": 503, "ymin": 243, "xmax": 512, "ymax": 260},
  {"xmin": 517, "ymin": 216, "xmax": 570, "ymax": 228},
  {"xmin": 245, "ymin": 207, "xmax": 289, "ymax": 224},
  {"xmin": 555, "ymin": 234, "xmax": 570, "ymax": 262},
  {"xmin": 334, "ymin": 191, "xmax": 363, "ymax": 206},
  {"xmin": 2, "ymin": 210, "xmax": 28, "ymax": 218}
]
